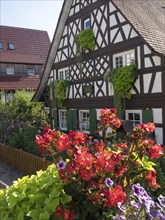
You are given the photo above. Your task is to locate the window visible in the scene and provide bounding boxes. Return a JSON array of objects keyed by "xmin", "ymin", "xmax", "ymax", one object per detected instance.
[
  {"xmin": 79, "ymin": 110, "xmax": 90, "ymax": 133},
  {"xmin": 5, "ymin": 91, "xmax": 14, "ymax": 103},
  {"xmin": 8, "ymin": 43, "xmax": 15, "ymax": 50},
  {"xmin": 0, "ymin": 42, "xmax": 3, "ymax": 49},
  {"xmin": 27, "ymin": 67, "xmax": 35, "ymax": 76},
  {"xmin": 6, "ymin": 66, "xmax": 14, "ymax": 75},
  {"xmin": 59, "ymin": 110, "xmax": 67, "ymax": 130},
  {"xmin": 58, "ymin": 68, "xmax": 69, "ymax": 80},
  {"xmin": 84, "ymin": 18, "xmax": 91, "ymax": 29},
  {"xmin": 125, "ymin": 110, "xmax": 142, "ymax": 127},
  {"xmin": 113, "ymin": 50, "xmax": 135, "ymax": 68}
]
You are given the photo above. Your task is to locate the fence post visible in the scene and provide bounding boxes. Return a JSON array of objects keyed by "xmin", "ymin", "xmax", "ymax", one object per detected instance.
[{"xmin": 20, "ymin": 148, "xmax": 23, "ymax": 174}]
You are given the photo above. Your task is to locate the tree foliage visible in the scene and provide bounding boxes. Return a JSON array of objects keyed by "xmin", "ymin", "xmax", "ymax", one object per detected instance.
[{"xmin": 0, "ymin": 90, "xmax": 49, "ymax": 154}]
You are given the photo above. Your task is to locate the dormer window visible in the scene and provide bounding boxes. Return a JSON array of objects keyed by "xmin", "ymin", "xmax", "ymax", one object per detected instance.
[
  {"xmin": 6, "ymin": 66, "xmax": 14, "ymax": 75},
  {"xmin": 8, "ymin": 43, "xmax": 15, "ymax": 50},
  {"xmin": 0, "ymin": 42, "xmax": 3, "ymax": 49},
  {"xmin": 84, "ymin": 18, "xmax": 91, "ymax": 29},
  {"xmin": 27, "ymin": 67, "xmax": 35, "ymax": 76}
]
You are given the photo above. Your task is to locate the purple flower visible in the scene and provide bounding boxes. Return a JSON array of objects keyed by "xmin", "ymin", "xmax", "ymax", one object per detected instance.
[
  {"xmin": 158, "ymin": 195, "xmax": 165, "ymax": 208},
  {"xmin": 56, "ymin": 160, "xmax": 66, "ymax": 170},
  {"xmin": 149, "ymin": 209, "xmax": 162, "ymax": 218},
  {"xmin": 104, "ymin": 177, "xmax": 114, "ymax": 187},
  {"xmin": 132, "ymin": 183, "xmax": 149, "ymax": 198},
  {"xmin": 113, "ymin": 215, "xmax": 126, "ymax": 220},
  {"xmin": 130, "ymin": 200, "xmax": 141, "ymax": 209},
  {"xmin": 117, "ymin": 202, "xmax": 126, "ymax": 213}
]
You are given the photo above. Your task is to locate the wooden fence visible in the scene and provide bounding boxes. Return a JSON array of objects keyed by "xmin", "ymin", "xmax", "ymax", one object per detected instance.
[{"xmin": 0, "ymin": 144, "xmax": 52, "ymax": 175}]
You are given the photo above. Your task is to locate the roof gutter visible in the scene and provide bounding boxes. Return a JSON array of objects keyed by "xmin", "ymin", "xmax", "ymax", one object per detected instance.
[{"xmin": 32, "ymin": 0, "xmax": 74, "ymax": 101}]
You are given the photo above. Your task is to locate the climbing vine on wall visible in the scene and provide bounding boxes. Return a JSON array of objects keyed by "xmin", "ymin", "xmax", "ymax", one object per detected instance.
[
  {"xmin": 54, "ymin": 80, "xmax": 70, "ymax": 108},
  {"xmin": 76, "ymin": 28, "xmax": 96, "ymax": 61},
  {"xmin": 106, "ymin": 64, "xmax": 138, "ymax": 118}
]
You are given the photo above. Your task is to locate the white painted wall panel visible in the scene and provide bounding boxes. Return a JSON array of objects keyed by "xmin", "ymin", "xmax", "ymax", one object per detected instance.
[
  {"xmin": 152, "ymin": 108, "xmax": 162, "ymax": 124},
  {"xmin": 143, "ymin": 73, "xmax": 152, "ymax": 93},
  {"xmin": 153, "ymin": 56, "xmax": 161, "ymax": 66},
  {"xmin": 144, "ymin": 45, "xmax": 151, "ymax": 55},
  {"xmin": 109, "ymin": 2, "xmax": 117, "ymax": 13},
  {"xmin": 145, "ymin": 57, "xmax": 153, "ymax": 68},
  {"xmin": 152, "ymin": 72, "xmax": 162, "ymax": 93},
  {"xmin": 155, "ymin": 128, "xmax": 163, "ymax": 145}
]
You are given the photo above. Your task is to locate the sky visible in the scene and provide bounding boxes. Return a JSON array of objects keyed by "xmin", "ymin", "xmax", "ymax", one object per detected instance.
[{"xmin": 0, "ymin": 0, "xmax": 64, "ymax": 41}]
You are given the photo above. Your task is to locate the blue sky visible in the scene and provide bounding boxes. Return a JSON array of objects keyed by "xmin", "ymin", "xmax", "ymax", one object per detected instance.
[{"xmin": 1, "ymin": 0, "xmax": 64, "ymax": 41}]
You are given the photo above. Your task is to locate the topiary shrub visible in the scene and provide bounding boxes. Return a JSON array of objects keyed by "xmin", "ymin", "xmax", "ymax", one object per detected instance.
[{"xmin": 0, "ymin": 164, "xmax": 72, "ymax": 220}]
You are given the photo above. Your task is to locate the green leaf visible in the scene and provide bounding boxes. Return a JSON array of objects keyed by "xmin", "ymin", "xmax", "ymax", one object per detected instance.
[
  {"xmin": 6, "ymin": 194, "xmax": 17, "ymax": 208},
  {"xmin": 64, "ymin": 182, "xmax": 79, "ymax": 197},
  {"xmin": 27, "ymin": 209, "xmax": 40, "ymax": 219},
  {"xmin": 39, "ymin": 211, "xmax": 50, "ymax": 220},
  {"xmin": 142, "ymin": 155, "xmax": 156, "ymax": 170},
  {"xmin": 83, "ymin": 200, "xmax": 99, "ymax": 213},
  {"xmin": 44, "ymin": 198, "xmax": 59, "ymax": 214}
]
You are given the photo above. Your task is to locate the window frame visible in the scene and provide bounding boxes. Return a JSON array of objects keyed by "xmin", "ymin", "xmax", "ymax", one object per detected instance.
[
  {"xmin": 58, "ymin": 68, "xmax": 69, "ymax": 80},
  {"xmin": 79, "ymin": 110, "xmax": 90, "ymax": 134},
  {"xmin": 125, "ymin": 110, "xmax": 142, "ymax": 127},
  {"xmin": 6, "ymin": 66, "xmax": 14, "ymax": 75},
  {"xmin": 0, "ymin": 42, "xmax": 3, "ymax": 49},
  {"xmin": 27, "ymin": 67, "xmax": 35, "ymax": 76},
  {"xmin": 8, "ymin": 43, "xmax": 15, "ymax": 50},
  {"xmin": 113, "ymin": 50, "xmax": 135, "ymax": 69},
  {"xmin": 59, "ymin": 110, "xmax": 67, "ymax": 131},
  {"xmin": 84, "ymin": 18, "xmax": 91, "ymax": 29}
]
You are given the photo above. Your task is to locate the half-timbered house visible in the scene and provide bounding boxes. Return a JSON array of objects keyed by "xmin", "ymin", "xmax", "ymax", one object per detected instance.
[{"xmin": 33, "ymin": 0, "xmax": 165, "ymax": 145}]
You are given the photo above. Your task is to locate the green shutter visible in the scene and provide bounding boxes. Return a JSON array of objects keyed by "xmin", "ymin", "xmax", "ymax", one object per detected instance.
[
  {"xmin": 52, "ymin": 109, "xmax": 58, "ymax": 129},
  {"xmin": 89, "ymin": 109, "xmax": 97, "ymax": 136},
  {"xmin": 67, "ymin": 110, "xmax": 78, "ymax": 131},
  {"xmin": 142, "ymin": 109, "xmax": 154, "ymax": 138},
  {"xmin": 142, "ymin": 109, "xmax": 153, "ymax": 123}
]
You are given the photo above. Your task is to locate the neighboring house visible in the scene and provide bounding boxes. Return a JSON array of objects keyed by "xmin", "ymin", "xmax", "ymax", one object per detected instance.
[
  {"xmin": 0, "ymin": 25, "xmax": 50, "ymax": 102},
  {"xmin": 33, "ymin": 0, "xmax": 165, "ymax": 145}
]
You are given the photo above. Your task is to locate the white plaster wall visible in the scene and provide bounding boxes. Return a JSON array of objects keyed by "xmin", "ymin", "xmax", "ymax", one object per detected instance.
[
  {"xmin": 131, "ymin": 77, "xmax": 140, "ymax": 94},
  {"xmin": 108, "ymin": 83, "xmax": 114, "ymax": 96},
  {"xmin": 110, "ymin": 28, "xmax": 119, "ymax": 42},
  {"xmin": 117, "ymin": 12, "xmax": 125, "ymax": 23},
  {"xmin": 137, "ymin": 46, "xmax": 141, "ymax": 69},
  {"xmin": 144, "ymin": 45, "xmax": 151, "ymax": 55},
  {"xmin": 122, "ymin": 24, "xmax": 131, "ymax": 39},
  {"xmin": 152, "ymin": 72, "xmax": 162, "ymax": 93},
  {"xmin": 114, "ymin": 32, "xmax": 123, "ymax": 43},
  {"xmin": 143, "ymin": 73, "xmax": 152, "ymax": 93},
  {"xmin": 155, "ymin": 128, "xmax": 163, "ymax": 145},
  {"xmin": 130, "ymin": 29, "xmax": 138, "ymax": 38},
  {"xmin": 94, "ymin": 81, "xmax": 107, "ymax": 97},
  {"xmin": 152, "ymin": 108, "xmax": 162, "ymax": 124},
  {"xmin": 145, "ymin": 57, "xmax": 153, "ymax": 68},
  {"xmin": 109, "ymin": 2, "xmax": 117, "ymax": 13},
  {"xmin": 153, "ymin": 56, "xmax": 161, "ymax": 66},
  {"xmin": 110, "ymin": 14, "xmax": 117, "ymax": 27}
]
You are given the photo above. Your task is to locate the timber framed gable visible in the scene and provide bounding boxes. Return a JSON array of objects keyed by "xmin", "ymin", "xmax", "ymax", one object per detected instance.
[{"xmin": 33, "ymin": 0, "xmax": 165, "ymax": 145}]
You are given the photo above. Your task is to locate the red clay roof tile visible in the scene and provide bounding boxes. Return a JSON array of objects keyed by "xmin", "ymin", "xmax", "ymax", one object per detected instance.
[
  {"xmin": 0, "ymin": 75, "xmax": 40, "ymax": 90},
  {"xmin": 0, "ymin": 25, "xmax": 51, "ymax": 64}
]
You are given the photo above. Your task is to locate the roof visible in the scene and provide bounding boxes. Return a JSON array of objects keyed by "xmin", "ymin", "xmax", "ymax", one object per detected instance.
[
  {"xmin": 0, "ymin": 25, "xmax": 51, "ymax": 64},
  {"xmin": 112, "ymin": 0, "xmax": 165, "ymax": 56},
  {"xmin": 0, "ymin": 75, "xmax": 40, "ymax": 90},
  {"xmin": 33, "ymin": 0, "xmax": 165, "ymax": 101}
]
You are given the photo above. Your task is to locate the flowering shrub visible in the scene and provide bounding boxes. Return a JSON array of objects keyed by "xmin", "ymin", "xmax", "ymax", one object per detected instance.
[{"xmin": 36, "ymin": 108, "xmax": 164, "ymax": 219}]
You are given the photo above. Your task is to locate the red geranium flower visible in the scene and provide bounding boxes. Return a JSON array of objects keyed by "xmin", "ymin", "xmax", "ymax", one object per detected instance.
[
  {"xmin": 145, "ymin": 170, "xmax": 160, "ymax": 189},
  {"xmin": 56, "ymin": 134, "xmax": 71, "ymax": 152},
  {"xmin": 148, "ymin": 144, "xmax": 164, "ymax": 159},
  {"xmin": 106, "ymin": 185, "xmax": 126, "ymax": 207}
]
